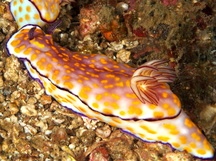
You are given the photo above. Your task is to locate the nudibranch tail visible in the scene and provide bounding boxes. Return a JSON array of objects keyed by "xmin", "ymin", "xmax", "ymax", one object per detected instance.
[{"xmin": 10, "ymin": 0, "xmax": 63, "ymax": 28}]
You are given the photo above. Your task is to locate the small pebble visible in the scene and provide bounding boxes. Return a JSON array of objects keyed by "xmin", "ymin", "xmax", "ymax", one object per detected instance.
[
  {"xmin": 80, "ymin": 130, "xmax": 96, "ymax": 146},
  {"xmin": 4, "ymin": 56, "xmax": 20, "ymax": 82},
  {"xmin": 23, "ymin": 124, "xmax": 37, "ymax": 135},
  {"xmin": 51, "ymin": 127, "xmax": 68, "ymax": 143},
  {"xmin": 8, "ymin": 102, "xmax": 19, "ymax": 115},
  {"xmin": 20, "ymin": 104, "xmax": 38, "ymax": 116},
  {"xmin": 96, "ymin": 125, "xmax": 112, "ymax": 139},
  {"xmin": 27, "ymin": 96, "xmax": 38, "ymax": 104},
  {"xmin": 35, "ymin": 120, "xmax": 48, "ymax": 132},
  {"xmin": 40, "ymin": 95, "xmax": 52, "ymax": 105},
  {"xmin": 109, "ymin": 42, "xmax": 123, "ymax": 51},
  {"xmin": 116, "ymin": 49, "xmax": 131, "ymax": 63},
  {"xmin": 0, "ymin": 93, "xmax": 5, "ymax": 102},
  {"xmin": 116, "ymin": 2, "xmax": 129, "ymax": 14},
  {"xmin": 0, "ymin": 76, "xmax": 3, "ymax": 88}
]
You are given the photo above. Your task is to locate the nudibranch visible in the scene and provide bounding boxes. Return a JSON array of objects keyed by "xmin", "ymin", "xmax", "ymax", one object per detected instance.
[
  {"xmin": 6, "ymin": 24, "xmax": 214, "ymax": 159},
  {"xmin": 10, "ymin": 0, "xmax": 64, "ymax": 28}
]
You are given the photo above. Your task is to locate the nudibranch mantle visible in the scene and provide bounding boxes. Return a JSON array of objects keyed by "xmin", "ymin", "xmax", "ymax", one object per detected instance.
[
  {"xmin": 6, "ymin": 24, "xmax": 215, "ymax": 159},
  {"xmin": 7, "ymin": 25, "xmax": 181, "ymax": 120},
  {"xmin": 10, "ymin": 0, "xmax": 62, "ymax": 28}
]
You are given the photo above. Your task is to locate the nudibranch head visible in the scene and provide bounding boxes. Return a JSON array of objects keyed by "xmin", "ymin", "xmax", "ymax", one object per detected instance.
[
  {"xmin": 10, "ymin": 0, "xmax": 63, "ymax": 28},
  {"xmin": 6, "ymin": 24, "xmax": 215, "ymax": 159}
]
